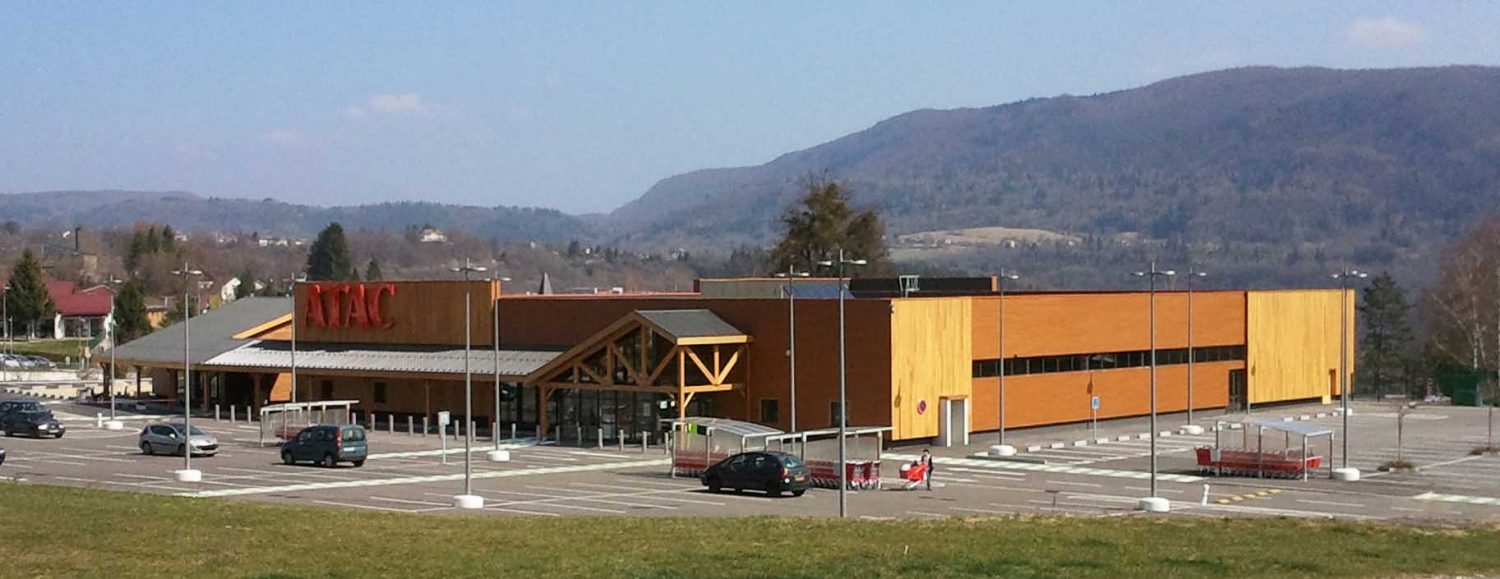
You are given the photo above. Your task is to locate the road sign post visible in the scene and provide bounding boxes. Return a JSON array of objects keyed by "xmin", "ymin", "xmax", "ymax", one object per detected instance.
[
  {"xmin": 437, "ymin": 411, "xmax": 451, "ymax": 465},
  {"xmin": 1091, "ymin": 396, "xmax": 1100, "ymax": 438}
]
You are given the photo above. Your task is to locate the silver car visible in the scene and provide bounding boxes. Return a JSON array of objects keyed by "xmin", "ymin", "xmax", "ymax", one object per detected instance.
[{"xmin": 138, "ymin": 423, "xmax": 219, "ymax": 456}]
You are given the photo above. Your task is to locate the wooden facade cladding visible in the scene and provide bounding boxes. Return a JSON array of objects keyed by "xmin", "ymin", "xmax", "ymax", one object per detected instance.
[
  {"xmin": 889, "ymin": 298, "xmax": 972, "ymax": 440},
  {"xmin": 971, "ymin": 291, "xmax": 1248, "ymax": 360},
  {"xmin": 294, "ymin": 280, "xmax": 499, "ymax": 347},
  {"xmin": 1246, "ymin": 289, "xmax": 1353, "ymax": 405}
]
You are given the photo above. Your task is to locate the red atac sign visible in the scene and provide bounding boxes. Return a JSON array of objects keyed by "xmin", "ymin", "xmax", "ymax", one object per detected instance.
[{"xmin": 305, "ymin": 283, "xmax": 397, "ymax": 329}]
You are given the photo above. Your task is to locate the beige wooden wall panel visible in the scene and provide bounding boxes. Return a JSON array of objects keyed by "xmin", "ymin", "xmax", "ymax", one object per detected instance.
[
  {"xmin": 889, "ymin": 298, "xmax": 973, "ymax": 440},
  {"xmin": 1246, "ymin": 290, "xmax": 1353, "ymax": 404}
]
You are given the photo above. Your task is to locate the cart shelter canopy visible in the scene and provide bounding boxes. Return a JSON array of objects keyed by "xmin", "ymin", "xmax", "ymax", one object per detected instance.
[{"xmin": 1247, "ymin": 420, "xmax": 1335, "ymax": 437}]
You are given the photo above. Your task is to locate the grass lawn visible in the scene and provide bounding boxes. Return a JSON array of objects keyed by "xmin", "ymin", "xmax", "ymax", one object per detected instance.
[
  {"xmin": 6, "ymin": 338, "xmax": 89, "ymax": 363},
  {"xmin": 1, "ymin": 484, "xmax": 1498, "ymax": 578}
]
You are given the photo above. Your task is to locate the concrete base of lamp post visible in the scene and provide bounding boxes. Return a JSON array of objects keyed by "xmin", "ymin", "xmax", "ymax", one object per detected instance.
[
  {"xmin": 1138, "ymin": 497, "xmax": 1171, "ymax": 513},
  {"xmin": 1332, "ymin": 467, "xmax": 1361, "ymax": 482},
  {"xmin": 173, "ymin": 469, "xmax": 202, "ymax": 483},
  {"xmin": 486, "ymin": 450, "xmax": 511, "ymax": 462},
  {"xmin": 453, "ymin": 494, "xmax": 485, "ymax": 509},
  {"xmin": 1181, "ymin": 425, "xmax": 1205, "ymax": 436},
  {"xmin": 103, "ymin": 420, "xmax": 124, "ymax": 431},
  {"xmin": 988, "ymin": 445, "xmax": 1017, "ymax": 457}
]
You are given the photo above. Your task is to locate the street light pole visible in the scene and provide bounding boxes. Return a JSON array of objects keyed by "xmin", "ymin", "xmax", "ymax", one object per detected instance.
[
  {"xmin": 817, "ymin": 249, "xmax": 865, "ymax": 519},
  {"xmin": 452, "ymin": 260, "xmax": 487, "ymax": 509},
  {"xmin": 1185, "ymin": 268, "xmax": 1206, "ymax": 425},
  {"xmin": 775, "ymin": 266, "xmax": 809, "ymax": 432},
  {"xmin": 1332, "ymin": 267, "xmax": 1368, "ymax": 480},
  {"xmin": 491, "ymin": 274, "xmax": 510, "ymax": 451},
  {"xmin": 1134, "ymin": 261, "xmax": 1174, "ymax": 512},
  {"xmin": 285, "ymin": 273, "xmax": 303, "ymax": 405},
  {"xmin": 3, "ymin": 282, "xmax": 10, "ymax": 383},
  {"xmin": 995, "ymin": 270, "xmax": 1019, "ymax": 455},
  {"xmin": 171, "ymin": 266, "xmax": 204, "ymax": 483}
]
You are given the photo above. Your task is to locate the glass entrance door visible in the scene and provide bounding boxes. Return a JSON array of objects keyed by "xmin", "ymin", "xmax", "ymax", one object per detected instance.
[{"xmin": 1227, "ymin": 369, "xmax": 1248, "ymax": 412}]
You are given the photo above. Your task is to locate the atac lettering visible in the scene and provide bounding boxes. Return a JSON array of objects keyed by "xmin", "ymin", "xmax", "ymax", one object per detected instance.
[{"xmin": 303, "ymin": 283, "xmax": 396, "ymax": 329}]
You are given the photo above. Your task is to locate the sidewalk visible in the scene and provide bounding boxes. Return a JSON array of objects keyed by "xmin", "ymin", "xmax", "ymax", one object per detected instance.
[{"xmin": 922, "ymin": 400, "xmax": 1348, "ymax": 459}]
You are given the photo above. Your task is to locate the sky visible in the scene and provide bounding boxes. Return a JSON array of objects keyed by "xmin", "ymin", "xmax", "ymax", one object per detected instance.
[{"xmin": 3, "ymin": 2, "xmax": 1499, "ymax": 214}]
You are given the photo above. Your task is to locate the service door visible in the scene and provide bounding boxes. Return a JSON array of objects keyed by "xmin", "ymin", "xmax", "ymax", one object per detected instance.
[{"xmin": 1227, "ymin": 369, "xmax": 1248, "ymax": 412}]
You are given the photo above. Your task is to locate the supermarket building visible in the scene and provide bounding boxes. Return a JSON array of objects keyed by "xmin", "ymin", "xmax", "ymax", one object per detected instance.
[{"xmin": 109, "ymin": 278, "xmax": 1353, "ymax": 443}]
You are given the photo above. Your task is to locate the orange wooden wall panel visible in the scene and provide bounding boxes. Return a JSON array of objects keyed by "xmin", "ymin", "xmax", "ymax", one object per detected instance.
[
  {"xmin": 972, "ymin": 291, "xmax": 1247, "ymax": 359},
  {"xmin": 295, "ymin": 280, "xmax": 499, "ymax": 347},
  {"xmin": 971, "ymin": 361, "xmax": 1241, "ymax": 430}
]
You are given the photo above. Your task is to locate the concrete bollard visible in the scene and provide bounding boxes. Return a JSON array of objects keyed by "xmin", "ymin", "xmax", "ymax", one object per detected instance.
[
  {"xmin": 230, "ymin": 405, "xmax": 236, "ymax": 423},
  {"xmin": 619, "ymin": 431, "xmax": 625, "ymax": 452},
  {"xmin": 388, "ymin": 415, "xmax": 394, "ymax": 435},
  {"xmin": 597, "ymin": 427, "xmax": 604, "ymax": 449},
  {"xmin": 510, "ymin": 423, "xmax": 516, "ymax": 441},
  {"xmin": 575, "ymin": 425, "xmax": 582, "ymax": 446},
  {"xmin": 214, "ymin": 404, "xmax": 221, "ymax": 421},
  {"xmin": 407, "ymin": 416, "xmax": 414, "ymax": 436},
  {"xmin": 423, "ymin": 416, "xmax": 429, "ymax": 437},
  {"xmin": 96, "ymin": 413, "xmax": 103, "ymax": 428},
  {"xmin": 641, "ymin": 431, "xmax": 648, "ymax": 453},
  {"xmin": 554, "ymin": 424, "xmax": 561, "ymax": 444}
]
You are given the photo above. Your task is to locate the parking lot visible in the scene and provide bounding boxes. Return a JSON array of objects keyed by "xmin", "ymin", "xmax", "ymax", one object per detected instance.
[{"xmin": 2, "ymin": 396, "xmax": 1497, "ymax": 522}]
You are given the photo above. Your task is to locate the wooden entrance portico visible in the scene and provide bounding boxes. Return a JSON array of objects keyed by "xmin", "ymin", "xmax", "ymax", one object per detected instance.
[{"xmin": 524, "ymin": 309, "xmax": 750, "ymax": 439}]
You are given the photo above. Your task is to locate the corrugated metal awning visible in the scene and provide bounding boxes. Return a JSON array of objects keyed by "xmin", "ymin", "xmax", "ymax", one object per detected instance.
[
  {"xmin": 205, "ymin": 340, "xmax": 561, "ymax": 379},
  {"xmin": 636, "ymin": 310, "xmax": 745, "ymax": 339}
]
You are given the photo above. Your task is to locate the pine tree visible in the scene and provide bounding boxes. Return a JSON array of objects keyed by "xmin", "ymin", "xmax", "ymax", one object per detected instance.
[
  {"xmin": 305, "ymin": 222, "xmax": 355, "ymax": 281},
  {"xmin": 365, "ymin": 259, "xmax": 384, "ymax": 281},
  {"xmin": 234, "ymin": 270, "xmax": 257, "ymax": 299},
  {"xmin": 769, "ymin": 175, "xmax": 887, "ymax": 275},
  {"xmin": 5, "ymin": 249, "xmax": 56, "ymax": 337},
  {"xmin": 113, "ymin": 280, "xmax": 152, "ymax": 343},
  {"xmin": 160, "ymin": 225, "xmax": 177, "ymax": 252},
  {"xmin": 1359, "ymin": 271, "xmax": 1413, "ymax": 398}
]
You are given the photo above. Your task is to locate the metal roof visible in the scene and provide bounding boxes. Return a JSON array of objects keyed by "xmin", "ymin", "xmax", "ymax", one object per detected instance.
[
  {"xmin": 1246, "ymin": 420, "xmax": 1335, "ymax": 437},
  {"xmin": 108, "ymin": 297, "xmax": 289, "ymax": 367},
  {"xmin": 205, "ymin": 340, "xmax": 560, "ymax": 379},
  {"xmin": 636, "ymin": 309, "xmax": 744, "ymax": 339},
  {"xmin": 667, "ymin": 417, "xmax": 783, "ymax": 439}
]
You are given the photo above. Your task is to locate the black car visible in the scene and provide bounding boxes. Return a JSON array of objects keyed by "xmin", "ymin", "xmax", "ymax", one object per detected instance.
[
  {"xmin": 0, "ymin": 400, "xmax": 47, "ymax": 417},
  {"xmin": 702, "ymin": 451, "xmax": 810, "ymax": 497},
  {"xmin": 2, "ymin": 411, "xmax": 66, "ymax": 438}
]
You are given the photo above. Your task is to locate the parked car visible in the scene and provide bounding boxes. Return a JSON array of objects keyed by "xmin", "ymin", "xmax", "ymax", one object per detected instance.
[
  {"xmin": 0, "ymin": 446, "xmax": 7, "ymax": 466},
  {"xmin": 0, "ymin": 355, "xmax": 19, "ymax": 369},
  {"xmin": 280, "ymin": 424, "xmax": 367, "ymax": 467},
  {"xmin": 138, "ymin": 423, "xmax": 218, "ymax": 456},
  {"xmin": 701, "ymin": 451, "xmax": 810, "ymax": 497},
  {"xmin": 2, "ymin": 411, "xmax": 66, "ymax": 438},
  {"xmin": 24, "ymin": 356, "xmax": 53, "ymax": 369},
  {"xmin": 0, "ymin": 400, "xmax": 48, "ymax": 417}
]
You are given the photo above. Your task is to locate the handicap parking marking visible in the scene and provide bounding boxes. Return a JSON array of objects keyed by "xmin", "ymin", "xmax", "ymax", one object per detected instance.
[{"xmin": 1413, "ymin": 492, "xmax": 1500, "ymax": 507}]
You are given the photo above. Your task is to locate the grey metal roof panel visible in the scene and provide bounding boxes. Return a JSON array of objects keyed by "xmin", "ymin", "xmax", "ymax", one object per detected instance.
[
  {"xmin": 206, "ymin": 340, "xmax": 560, "ymax": 378},
  {"xmin": 635, "ymin": 309, "xmax": 744, "ymax": 339},
  {"xmin": 108, "ymin": 297, "xmax": 289, "ymax": 366},
  {"xmin": 1246, "ymin": 420, "xmax": 1335, "ymax": 437}
]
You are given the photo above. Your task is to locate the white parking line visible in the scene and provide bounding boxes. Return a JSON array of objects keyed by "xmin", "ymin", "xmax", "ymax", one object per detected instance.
[
  {"xmin": 1295, "ymin": 499, "xmax": 1367, "ymax": 509},
  {"xmin": 369, "ymin": 496, "xmax": 454, "ymax": 507},
  {"xmin": 311, "ymin": 499, "xmax": 442, "ymax": 513}
]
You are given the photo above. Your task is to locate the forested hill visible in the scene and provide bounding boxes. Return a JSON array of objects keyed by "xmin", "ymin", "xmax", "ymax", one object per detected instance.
[
  {"xmin": 607, "ymin": 66, "xmax": 1500, "ymax": 263},
  {"xmin": 0, "ymin": 191, "xmax": 586, "ymax": 242}
]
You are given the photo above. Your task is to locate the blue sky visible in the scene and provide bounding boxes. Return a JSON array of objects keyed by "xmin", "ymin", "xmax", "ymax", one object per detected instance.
[{"xmin": 3, "ymin": 2, "xmax": 1498, "ymax": 214}]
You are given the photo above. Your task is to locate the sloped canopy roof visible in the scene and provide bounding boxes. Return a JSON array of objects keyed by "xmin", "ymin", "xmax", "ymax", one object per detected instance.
[
  {"xmin": 109, "ymin": 297, "xmax": 289, "ymax": 367},
  {"xmin": 636, "ymin": 309, "xmax": 744, "ymax": 340},
  {"xmin": 206, "ymin": 340, "xmax": 559, "ymax": 379}
]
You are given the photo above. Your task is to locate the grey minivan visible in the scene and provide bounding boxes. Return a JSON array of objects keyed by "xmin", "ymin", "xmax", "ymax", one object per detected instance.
[{"xmin": 280, "ymin": 425, "xmax": 367, "ymax": 467}]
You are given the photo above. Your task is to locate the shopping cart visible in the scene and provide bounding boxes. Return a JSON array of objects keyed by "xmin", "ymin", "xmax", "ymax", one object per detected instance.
[{"xmin": 898, "ymin": 462, "xmax": 927, "ymax": 490}]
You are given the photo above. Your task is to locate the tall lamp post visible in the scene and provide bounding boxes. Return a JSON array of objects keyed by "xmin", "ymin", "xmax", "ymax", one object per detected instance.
[
  {"xmin": 1134, "ymin": 261, "xmax": 1174, "ymax": 512},
  {"xmin": 817, "ymin": 249, "xmax": 865, "ymax": 518},
  {"xmin": 1184, "ymin": 268, "xmax": 1207, "ymax": 428},
  {"xmin": 285, "ymin": 274, "xmax": 304, "ymax": 405},
  {"xmin": 171, "ymin": 266, "xmax": 204, "ymax": 483},
  {"xmin": 3, "ymin": 282, "xmax": 10, "ymax": 383},
  {"xmin": 103, "ymin": 276, "xmax": 125, "ymax": 430},
  {"xmin": 992, "ymin": 270, "xmax": 1020, "ymax": 457},
  {"xmin": 452, "ymin": 259, "xmax": 487, "ymax": 509},
  {"xmin": 1332, "ymin": 267, "xmax": 1368, "ymax": 482},
  {"xmin": 490, "ymin": 274, "xmax": 511, "ymax": 459},
  {"xmin": 774, "ymin": 266, "xmax": 809, "ymax": 432}
]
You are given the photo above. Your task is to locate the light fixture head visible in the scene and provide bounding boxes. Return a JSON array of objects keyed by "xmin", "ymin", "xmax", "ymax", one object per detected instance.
[
  {"xmin": 850, "ymin": 259, "xmax": 868, "ymax": 266},
  {"xmin": 1163, "ymin": 270, "xmax": 1176, "ymax": 276},
  {"xmin": 816, "ymin": 260, "xmax": 834, "ymax": 267}
]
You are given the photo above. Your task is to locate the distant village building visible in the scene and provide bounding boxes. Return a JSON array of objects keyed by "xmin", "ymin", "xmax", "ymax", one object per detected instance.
[
  {"xmin": 45, "ymin": 280, "xmax": 115, "ymax": 341},
  {"xmin": 418, "ymin": 227, "xmax": 448, "ymax": 243}
]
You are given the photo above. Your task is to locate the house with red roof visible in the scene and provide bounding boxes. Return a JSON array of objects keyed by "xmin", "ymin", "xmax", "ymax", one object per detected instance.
[{"xmin": 46, "ymin": 280, "xmax": 115, "ymax": 341}]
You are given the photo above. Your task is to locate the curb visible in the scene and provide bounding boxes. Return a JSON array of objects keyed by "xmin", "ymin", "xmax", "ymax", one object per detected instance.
[{"xmin": 1013, "ymin": 408, "xmax": 1341, "ymax": 456}]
